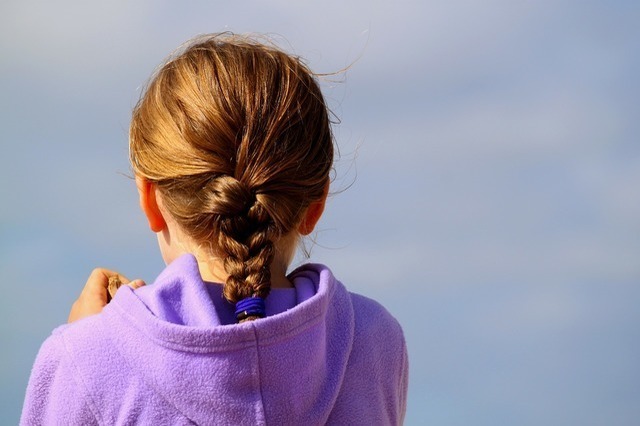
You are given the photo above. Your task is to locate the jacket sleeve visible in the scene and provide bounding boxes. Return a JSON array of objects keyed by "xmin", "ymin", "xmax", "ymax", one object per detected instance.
[
  {"xmin": 20, "ymin": 333, "xmax": 99, "ymax": 426},
  {"xmin": 398, "ymin": 337, "xmax": 409, "ymax": 425},
  {"xmin": 327, "ymin": 294, "xmax": 410, "ymax": 425}
]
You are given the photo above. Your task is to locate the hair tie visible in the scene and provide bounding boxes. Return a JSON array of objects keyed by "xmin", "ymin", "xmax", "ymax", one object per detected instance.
[{"xmin": 235, "ymin": 297, "xmax": 266, "ymax": 322}]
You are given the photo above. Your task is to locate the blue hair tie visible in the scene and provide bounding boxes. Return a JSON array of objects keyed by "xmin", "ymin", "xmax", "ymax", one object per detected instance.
[{"xmin": 235, "ymin": 297, "xmax": 266, "ymax": 322}]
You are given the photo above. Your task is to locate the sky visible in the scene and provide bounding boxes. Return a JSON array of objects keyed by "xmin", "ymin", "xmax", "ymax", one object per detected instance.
[{"xmin": 1, "ymin": 1, "xmax": 639, "ymax": 424}]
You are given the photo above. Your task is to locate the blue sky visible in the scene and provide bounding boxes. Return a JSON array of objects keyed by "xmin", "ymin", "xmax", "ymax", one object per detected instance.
[{"xmin": 1, "ymin": 1, "xmax": 639, "ymax": 424}]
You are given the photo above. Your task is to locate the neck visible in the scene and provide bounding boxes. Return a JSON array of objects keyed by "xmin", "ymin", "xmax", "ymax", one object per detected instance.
[
  {"xmin": 196, "ymin": 255, "xmax": 294, "ymax": 289},
  {"xmin": 157, "ymin": 218, "xmax": 299, "ymax": 290}
]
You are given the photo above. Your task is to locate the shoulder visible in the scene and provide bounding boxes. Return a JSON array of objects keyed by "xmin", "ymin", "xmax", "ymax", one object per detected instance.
[
  {"xmin": 47, "ymin": 313, "xmax": 118, "ymax": 375},
  {"xmin": 349, "ymin": 293, "xmax": 406, "ymax": 363},
  {"xmin": 21, "ymin": 321, "xmax": 102, "ymax": 425},
  {"xmin": 31, "ymin": 314, "xmax": 110, "ymax": 373},
  {"xmin": 327, "ymin": 291, "xmax": 409, "ymax": 425},
  {"xmin": 349, "ymin": 292, "xmax": 402, "ymax": 327},
  {"xmin": 298, "ymin": 263, "xmax": 405, "ymax": 347},
  {"xmin": 23, "ymin": 309, "xmax": 150, "ymax": 425}
]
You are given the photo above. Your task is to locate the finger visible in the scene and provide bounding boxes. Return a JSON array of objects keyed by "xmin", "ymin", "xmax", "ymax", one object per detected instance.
[
  {"xmin": 127, "ymin": 279, "xmax": 146, "ymax": 290},
  {"xmin": 80, "ymin": 269, "xmax": 110, "ymax": 304},
  {"xmin": 69, "ymin": 268, "xmax": 132, "ymax": 323},
  {"xmin": 82, "ymin": 269, "xmax": 130, "ymax": 297}
]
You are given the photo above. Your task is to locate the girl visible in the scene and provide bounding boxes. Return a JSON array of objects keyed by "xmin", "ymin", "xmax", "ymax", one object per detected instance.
[{"xmin": 21, "ymin": 33, "xmax": 408, "ymax": 425}]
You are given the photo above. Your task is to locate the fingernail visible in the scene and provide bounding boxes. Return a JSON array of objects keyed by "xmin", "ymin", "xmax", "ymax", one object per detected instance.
[{"xmin": 128, "ymin": 279, "xmax": 146, "ymax": 289}]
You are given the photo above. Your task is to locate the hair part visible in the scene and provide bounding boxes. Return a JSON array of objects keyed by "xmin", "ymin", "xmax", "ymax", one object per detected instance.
[{"xmin": 129, "ymin": 33, "xmax": 334, "ymax": 306}]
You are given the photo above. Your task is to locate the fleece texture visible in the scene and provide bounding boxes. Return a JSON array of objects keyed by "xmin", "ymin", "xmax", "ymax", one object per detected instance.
[{"xmin": 21, "ymin": 254, "xmax": 408, "ymax": 425}]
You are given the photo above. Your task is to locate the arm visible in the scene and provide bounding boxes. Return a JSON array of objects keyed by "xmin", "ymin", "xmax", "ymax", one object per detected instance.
[
  {"xmin": 398, "ymin": 336, "xmax": 410, "ymax": 425},
  {"xmin": 20, "ymin": 335, "xmax": 98, "ymax": 425},
  {"xmin": 22, "ymin": 269, "xmax": 146, "ymax": 424}
]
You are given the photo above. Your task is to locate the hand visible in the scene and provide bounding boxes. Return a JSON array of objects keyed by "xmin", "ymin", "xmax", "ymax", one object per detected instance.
[{"xmin": 68, "ymin": 268, "xmax": 145, "ymax": 323}]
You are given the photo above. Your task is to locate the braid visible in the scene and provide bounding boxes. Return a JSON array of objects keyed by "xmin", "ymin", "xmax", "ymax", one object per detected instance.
[
  {"xmin": 218, "ymin": 207, "xmax": 275, "ymax": 303},
  {"xmin": 203, "ymin": 176, "xmax": 276, "ymax": 307},
  {"xmin": 158, "ymin": 174, "xmax": 277, "ymax": 310}
]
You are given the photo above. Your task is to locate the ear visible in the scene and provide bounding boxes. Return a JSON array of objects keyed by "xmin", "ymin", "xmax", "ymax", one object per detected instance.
[
  {"xmin": 298, "ymin": 181, "xmax": 329, "ymax": 236},
  {"xmin": 135, "ymin": 176, "xmax": 167, "ymax": 233}
]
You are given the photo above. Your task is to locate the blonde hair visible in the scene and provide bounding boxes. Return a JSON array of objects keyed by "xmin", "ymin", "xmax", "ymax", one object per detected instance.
[{"xmin": 129, "ymin": 34, "xmax": 333, "ymax": 309}]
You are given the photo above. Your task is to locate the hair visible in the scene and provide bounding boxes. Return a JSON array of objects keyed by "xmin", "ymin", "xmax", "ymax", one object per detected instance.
[{"xmin": 129, "ymin": 33, "xmax": 334, "ymax": 317}]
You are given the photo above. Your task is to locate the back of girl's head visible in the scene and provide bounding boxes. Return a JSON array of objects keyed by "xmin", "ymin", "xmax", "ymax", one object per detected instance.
[{"xmin": 129, "ymin": 33, "xmax": 334, "ymax": 306}]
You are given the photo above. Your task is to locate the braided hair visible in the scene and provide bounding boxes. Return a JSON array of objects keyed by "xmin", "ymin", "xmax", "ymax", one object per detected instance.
[{"xmin": 129, "ymin": 34, "xmax": 333, "ymax": 321}]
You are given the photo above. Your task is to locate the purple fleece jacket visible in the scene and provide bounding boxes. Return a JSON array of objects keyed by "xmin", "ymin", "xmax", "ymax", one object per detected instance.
[{"xmin": 21, "ymin": 254, "xmax": 408, "ymax": 425}]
